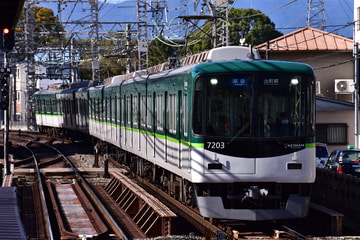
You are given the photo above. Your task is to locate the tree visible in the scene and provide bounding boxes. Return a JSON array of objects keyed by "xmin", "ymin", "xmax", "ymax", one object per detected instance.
[
  {"xmin": 148, "ymin": 37, "xmax": 179, "ymax": 67},
  {"xmin": 228, "ymin": 8, "xmax": 282, "ymax": 46},
  {"xmin": 186, "ymin": 8, "xmax": 283, "ymax": 54},
  {"xmin": 17, "ymin": 6, "xmax": 65, "ymax": 44},
  {"xmin": 33, "ymin": 7, "xmax": 65, "ymax": 44}
]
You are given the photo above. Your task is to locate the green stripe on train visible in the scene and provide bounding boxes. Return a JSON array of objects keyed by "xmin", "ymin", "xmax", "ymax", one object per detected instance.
[{"xmin": 89, "ymin": 118, "xmax": 204, "ymax": 148}]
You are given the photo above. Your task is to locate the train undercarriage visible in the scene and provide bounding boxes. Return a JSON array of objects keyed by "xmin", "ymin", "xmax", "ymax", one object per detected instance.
[{"xmin": 40, "ymin": 127, "xmax": 312, "ymax": 221}]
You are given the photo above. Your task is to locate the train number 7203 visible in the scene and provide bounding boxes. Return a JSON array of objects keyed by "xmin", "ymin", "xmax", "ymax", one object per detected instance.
[{"xmin": 206, "ymin": 141, "xmax": 225, "ymax": 149}]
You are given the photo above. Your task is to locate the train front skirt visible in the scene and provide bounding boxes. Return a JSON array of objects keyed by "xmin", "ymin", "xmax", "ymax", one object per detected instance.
[{"xmin": 196, "ymin": 195, "xmax": 310, "ymax": 220}]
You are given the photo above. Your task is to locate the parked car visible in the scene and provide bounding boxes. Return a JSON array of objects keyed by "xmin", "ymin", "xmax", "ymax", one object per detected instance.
[
  {"xmin": 316, "ymin": 143, "xmax": 329, "ymax": 168},
  {"xmin": 326, "ymin": 148, "xmax": 360, "ymax": 176}
]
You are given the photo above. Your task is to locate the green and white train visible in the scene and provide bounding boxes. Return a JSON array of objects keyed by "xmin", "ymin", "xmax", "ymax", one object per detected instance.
[{"xmin": 35, "ymin": 46, "xmax": 316, "ymax": 221}]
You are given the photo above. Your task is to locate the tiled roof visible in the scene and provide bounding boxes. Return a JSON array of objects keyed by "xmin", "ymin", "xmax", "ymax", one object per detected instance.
[{"xmin": 256, "ymin": 27, "xmax": 353, "ymax": 51}]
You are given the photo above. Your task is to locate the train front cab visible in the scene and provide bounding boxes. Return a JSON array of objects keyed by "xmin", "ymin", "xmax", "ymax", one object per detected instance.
[
  {"xmin": 188, "ymin": 61, "xmax": 316, "ymax": 220},
  {"xmin": 34, "ymin": 90, "xmax": 62, "ymax": 131}
]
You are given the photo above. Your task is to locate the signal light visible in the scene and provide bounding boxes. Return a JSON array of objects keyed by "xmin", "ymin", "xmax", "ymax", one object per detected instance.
[
  {"xmin": 0, "ymin": 67, "xmax": 11, "ymax": 110},
  {"xmin": 0, "ymin": 28, "xmax": 15, "ymax": 52}
]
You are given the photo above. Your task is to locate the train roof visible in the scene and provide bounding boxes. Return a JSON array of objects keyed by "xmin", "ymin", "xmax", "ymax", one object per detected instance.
[
  {"xmin": 34, "ymin": 89, "xmax": 62, "ymax": 95},
  {"xmin": 134, "ymin": 59, "xmax": 314, "ymax": 82},
  {"xmin": 94, "ymin": 59, "xmax": 314, "ymax": 90},
  {"xmin": 192, "ymin": 59, "xmax": 315, "ymax": 75}
]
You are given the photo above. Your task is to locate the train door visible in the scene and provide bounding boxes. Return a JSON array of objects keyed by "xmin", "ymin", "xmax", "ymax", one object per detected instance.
[
  {"xmin": 164, "ymin": 91, "xmax": 168, "ymax": 162},
  {"xmin": 129, "ymin": 94, "xmax": 135, "ymax": 148},
  {"xmin": 182, "ymin": 92, "xmax": 191, "ymax": 171},
  {"xmin": 105, "ymin": 95, "xmax": 110, "ymax": 140},
  {"xmin": 116, "ymin": 95, "xmax": 121, "ymax": 146},
  {"xmin": 146, "ymin": 93, "xmax": 155, "ymax": 157},
  {"xmin": 124, "ymin": 94, "xmax": 128, "ymax": 147},
  {"xmin": 156, "ymin": 92, "xmax": 165, "ymax": 161},
  {"xmin": 152, "ymin": 93, "xmax": 157, "ymax": 158},
  {"xmin": 166, "ymin": 92, "xmax": 179, "ymax": 165},
  {"xmin": 128, "ymin": 94, "xmax": 133, "ymax": 148},
  {"xmin": 112, "ymin": 95, "xmax": 117, "ymax": 142},
  {"xmin": 140, "ymin": 94, "xmax": 147, "ymax": 156},
  {"xmin": 133, "ymin": 93, "xmax": 140, "ymax": 152},
  {"xmin": 121, "ymin": 95, "xmax": 125, "ymax": 147}
]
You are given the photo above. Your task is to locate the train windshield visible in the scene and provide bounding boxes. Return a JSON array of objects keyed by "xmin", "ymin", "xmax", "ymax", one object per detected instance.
[{"xmin": 193, "ymin": 72, "xmax": 314, "ymax": 138}]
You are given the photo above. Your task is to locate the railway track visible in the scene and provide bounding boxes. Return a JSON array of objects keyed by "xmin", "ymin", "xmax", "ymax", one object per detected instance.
[
  {"xmin": 3, "ymin": 133, "xmax": 344, "ymax": 239},
  {"xmin": 14, "ymin": 140, "xmax": 127, "ymax": 239},
  {"xmin": 107, "ymin": 160, "xmax": 308, "ymax": 240}
]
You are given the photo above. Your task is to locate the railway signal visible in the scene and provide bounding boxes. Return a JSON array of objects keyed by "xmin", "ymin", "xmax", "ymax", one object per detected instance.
[
  {"xmin": 0, "ymin": 28, "xmax": 15, "ymax": 52},
  {"xmin": 0, "ymin": 66, "xmax": 11, "ymax": 110}
]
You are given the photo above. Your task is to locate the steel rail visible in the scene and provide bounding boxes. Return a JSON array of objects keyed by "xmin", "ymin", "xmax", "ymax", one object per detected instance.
[
  {"xmin": 45, "ymin": 142, "xmax": 129, "ymax": 240},
  {"xmin": 23, "ymin": 142, "xmax": 55, "ymax": 240}
]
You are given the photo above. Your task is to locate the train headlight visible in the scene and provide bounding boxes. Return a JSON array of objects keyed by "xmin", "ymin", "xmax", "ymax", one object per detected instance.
[
  {"xmin": 210, "ymin": 78, "xmax": 218, "ymax": 85},
  {"xmin": 291, "ymin": 78, "xmax": 299, "ymax": 85}
]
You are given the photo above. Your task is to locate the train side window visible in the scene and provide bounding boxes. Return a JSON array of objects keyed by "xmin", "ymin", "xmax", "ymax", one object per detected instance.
[
  {"xmin": 95, "ymin": 98, "xmax": 99, "ymax": 121},
  {"xmin": 126, "ymin": 95, "xmax": 131, "ymax": 127},
  {"xmin": 193, "ymin": 78, "xmax": 204, "ymax": 135},
  {"xmin": 102, "ymin": 96, "xmax": 110, "ymax": 122},
  {"xmin": 81, "ymin": 99, "xmax": 85, "ymax": 116},
  {"xmin": 121, "ymin": 96, "xmax": 125, "ymax": 126},
  {"xmin": 54, "ymin": 99, "xmax": 57, "ymax": 115},
  {"xmin": 117, "ymin": 96, "xmax": 121, "ymax": 125},
  {"xmin": 109, "ymin": 96, "xmax": 112, "ymax": 123},
  {"xmin": 156, "ymin": 93, "xmax": 164, "ymax": 131},
  {"xmin": 42, "ymin": 99, "xmax": 45, "ymax": 114},
  {"xmin": 94, "ymin": 98, "xmax": 96, "ymax": 120},
  {"xmin": 168, "ymin": 93, "xmax": 176, "ymax": 134},
  {"xmin": 69, "ymin": 98, "xmax": 74, "ymax": 125},
  {"xmin": 89, "ymin": 98, "xmax": 93, "ymax": 119},
  {"xmin": 112, "ymin": 95, "xmax": 116, "ymax": 124},
  {"xmin": 140, "ymin": 95, "xmax": 146, "ymax": 128},
  {"xmin": 184, "ymin": 93, "xmax": 188, "ymax": 137},
  {"xmin": 146, "ymin": 94, "xmax": 152, "ymax": 129},
  {"xmin": 49, "ymin": 99, "xmax": 55, "ymax": 114},
  {"xmin": 43, "ymin": 100, "xmax": 47, "ymax": 114},
  {"xmin": 59, "ymin": 98, "xmax": 62, "ymax": 116},
  {"xmin": 133, "ymin": 94, "xmax": 138, "ymax": 128},
  {"xmin": 100, "ymin": 96, "xmax": 104, "ymax": 122}
]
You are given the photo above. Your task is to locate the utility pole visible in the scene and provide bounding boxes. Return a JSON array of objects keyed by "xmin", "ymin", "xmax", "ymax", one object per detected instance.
[
  {"xmin": 1, "ymin": 64, "xmax": 11, "ymax": 176},
  {"xmin": 0, "ymin": 27, "xmax": 15, "ymax": 176},
  {"xmin": 354, "ymin": 42, "xmax": 359, "ymax": 148},
  {"xmin": 211, "ymin": 0, "xmax": 229, "ymax": 47},
  {"xmin": 137, "ymin": 0, "xmax": 148, "ymax": 71},
  {"xmin": 89, "ymin": 0, "xmax": 100, "ymax": 81},
  {"xmin": 24, "ymin": 1, "xmax": 37, "ymax": 131}
]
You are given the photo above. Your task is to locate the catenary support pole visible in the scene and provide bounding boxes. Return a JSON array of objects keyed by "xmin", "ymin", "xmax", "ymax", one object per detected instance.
[{"xmin": 354, "ymin": 42, "xmax": 359, "ymax": 148}]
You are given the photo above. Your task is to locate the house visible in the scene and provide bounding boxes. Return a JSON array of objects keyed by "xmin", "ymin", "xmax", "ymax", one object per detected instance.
[
  {"xmin": 316, "ymin": 97, "xmax": 355, "ymax": 152},
  {"xmin": 256, "ymin": 27, "xmax": 356, "ymax": 151}
]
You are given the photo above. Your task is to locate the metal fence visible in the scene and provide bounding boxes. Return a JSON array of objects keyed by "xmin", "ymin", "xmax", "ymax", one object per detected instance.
[{"xmin": 312, "ymin": 168, "xmax": 360, "ymax": 218}]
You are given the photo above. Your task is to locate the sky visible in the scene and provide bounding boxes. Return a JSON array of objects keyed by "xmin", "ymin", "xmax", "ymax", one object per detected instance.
[
  {"xmin": 236, "ymin": 0, "xmax": 353, "ymax": 37},
  {"xmin": 39, "ymin": 0, "xmax": 354, "ymax": 39}
]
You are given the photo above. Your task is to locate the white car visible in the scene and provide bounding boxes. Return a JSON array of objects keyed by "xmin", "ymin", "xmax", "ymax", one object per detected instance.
[{"xmin": 316, "ymin": 143, "xmax": 329, "ymax": 168}]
